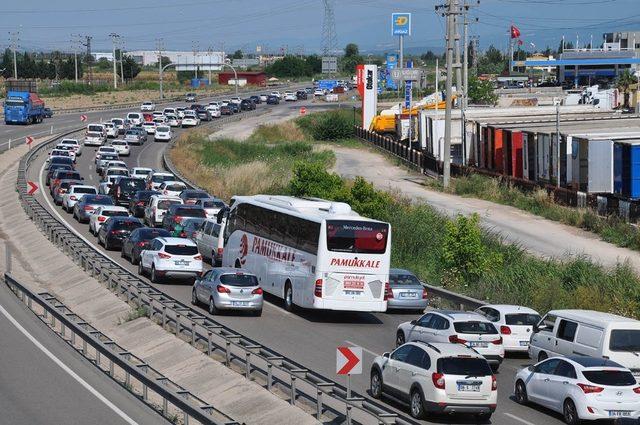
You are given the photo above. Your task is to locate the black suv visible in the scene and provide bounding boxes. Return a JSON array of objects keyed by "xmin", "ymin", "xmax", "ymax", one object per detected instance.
[
  {"xmin": 109, "ymin": 177, "xmax": 147, "ymax": 206},
  {"xmin": 249, "ymin": 95, "xmax": 261, "ymax": 104},
  {"xmin": 240, "ymin": 99, "xmax": 256, "ymax": 111},
  {"xmin": 161, "ymin": 204, "xmax": 207, "ymax": 232},
  {"xmin": 296, "ymin": 90, "xmax": 308, "ymax": 100},
  {"xmin": 98, "ymin": 217, "xmax": 144, "ymax": 250}
]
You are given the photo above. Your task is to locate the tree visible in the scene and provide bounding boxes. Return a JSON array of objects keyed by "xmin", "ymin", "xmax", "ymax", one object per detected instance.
[
  {"xmin": 232, "ymin": 49, "xmax": 243, "ymax": 59},
  {"xmin": 616, "ymin": 70, "xmax": 638, "ymax": 109},
  {"xmin": 265, "ymin": 55, "xmax": 312, "ymax": 77},
  {"xmin": 468, "ymin": 74, "xmax": 497, "ymax": 105},
  {"xmin": 96, "ymin": 57, "xmax": 112, "ymax": 71},
  {"xmin": 557, "ymin": 40, "xmax": 573, "ymax": 54},
  {"xmin": 117, "ymin": 54, "xmax": 141, "ymax": 81},
  {"xmin": 344, "ymin": 43, "xmax": 359, "ymax": 58},
  {"xmin": 304, "ymin": 54, "xmax": 321, "ymax": 74},
  {"xmin": 421, "ymin": 50, "xmax": 437, "ymax": 62},
  {"xmin": 477, "ymin": 44, "xmax": 506, "ymax": 75}
]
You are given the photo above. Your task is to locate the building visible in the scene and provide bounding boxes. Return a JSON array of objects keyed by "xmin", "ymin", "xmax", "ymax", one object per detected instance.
[
  {"xmin": 92, "ymin": 52, "xmax": 114, "ymax": 62},
  {"xmin": 515, "ymin": 31, "xmax": 640, "ymax": 87},
  {"xmin": 126, "ymin": 50, "xmax": 225, "ymax": 69},
  {"xmin": 218, "ymin": 71, "xmax": 266, "ymax": 87}
]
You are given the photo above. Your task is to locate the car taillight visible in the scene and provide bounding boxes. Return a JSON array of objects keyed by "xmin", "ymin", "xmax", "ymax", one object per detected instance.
[
  {"xmin": 84, "ymin": 206, "xmax": 92, "ymax": 211},
  {"xmin": 633, "ymin": 387, "xmax": 640, "ymax": 394},
  {"xmin": 174, "ymin": 216, "xmax": 182, "ymax": 223},
  {"xmin": 216, "ymin": 285, "xmax": 230, "ymax": 293},
  {"xmin": 252, "ymin": 287, "xmax": 263, "ymax": 295},
  {"xmin": 449, "ymin": 335, "xmax": 468, "ymax": 344},
  {"xmin": 384, "ymin": 282, "xmax": 392, "ymax": 300},
  {"xmin": 432, "ymin": 373, "xmax": 445, "ymax": 390},
  {"xmin": 163, "ymin": 190, "xmax": 168, "ymax": 195},
  {"xmin": 217, "ymin": 247, "xmax": 224, "ymax": 256},
  {"xmin": 136, "ymin": 201, "xmax": 145, "ymax": 206},
  {"xmin": 98, "ymin": 216, "xmax": 106, "ymax": 222},
  {"xmin": 491, "ymin": 375, "xmax": 497, "ymax": 391},
  {"xmin": 193, "ymin": 254, "xmax": 202, "ymax": 260},
  {"xmin": 314, "ymin": 279, "xmax": 323, "ymax": 297},
  {"xmin": 577, "ymin": 383, "xmax": 604, "ymax": 394},
  {"xmin": 137, "ymin": 242, "xmax": 146, "ymax": 247},
  {"xmin": 422, "ymin": 287, "xmax": 428, "ymax": 299},
  {"xmin": 500, "ymin": 326, "xmax": 511, "ymax": 335},
  {"xmin": 492, "ymin": 337, "xmax": 503, "ymax": 345},
  {"xmin": 158, "ymin": 252, "xmax": 171, "ymax": 259}
]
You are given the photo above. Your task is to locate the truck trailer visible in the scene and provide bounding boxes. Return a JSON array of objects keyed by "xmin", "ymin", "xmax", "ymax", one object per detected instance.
[{"xmin": 4, "ymin": 91, "xmax": 45, "ymax": 125}]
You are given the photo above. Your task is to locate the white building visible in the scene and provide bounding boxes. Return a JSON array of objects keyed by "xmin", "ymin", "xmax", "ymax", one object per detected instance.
[
  {"xmin": 127, "ymin": 50, "xmax": 225, "ymax": 70},
  {"xmin": 93, "ymin": 52, "xmax": 114, "ymax": 61}
]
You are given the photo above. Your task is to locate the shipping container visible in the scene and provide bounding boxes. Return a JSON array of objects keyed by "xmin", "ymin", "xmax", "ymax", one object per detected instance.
[
  {"xmin": 511, "ymin": 131, "xmax": 524, "ymax": 178},
  {"xmin": 613, "ymin": 140, "xmax": 640, "ymax": 199},
  {"xmin": 588, "ymin": 139, "xmax": 614, "ymax": 193},
  {"xmin": 522, "ymin": 131, "xmax": 537, "ymax": 181},
  {"xmin": 537, "ymin": 133, "xmax": 551, "ymax": 181},
  {"xmin": 493, "ymin": 128, "xmax": 504, "ymax": 173}
]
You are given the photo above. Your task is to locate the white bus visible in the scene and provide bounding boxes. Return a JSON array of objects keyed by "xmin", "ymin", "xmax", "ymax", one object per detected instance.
[{"xmin": 221, "ymin": 195, "xmax": 391, "ymax": 312}]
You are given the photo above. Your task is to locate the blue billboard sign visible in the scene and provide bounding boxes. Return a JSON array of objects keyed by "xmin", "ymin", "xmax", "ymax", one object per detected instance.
[
  {"xmin": 385, "ymin": 53, "xmax": 398, "ymax": 91},
  {"xmin": 404, "ymin": 61, "xmax": 413, "ymax": 108},
  {"xmin": 392, "ymin": 13, "xmax": 411, "ymax": 36}
]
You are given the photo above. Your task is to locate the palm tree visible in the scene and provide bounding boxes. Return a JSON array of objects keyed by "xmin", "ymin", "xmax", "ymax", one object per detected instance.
[{"xmin": 615, "ymin": 70, "xmax": 638, "ymax": 109}]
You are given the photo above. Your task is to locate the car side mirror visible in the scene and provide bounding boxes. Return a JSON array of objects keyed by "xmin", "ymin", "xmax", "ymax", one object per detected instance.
[
  {"xmin": 527, "ymin": 365, "xmax": 535, "ymax": 372},
  {"xmin": 533, "ymin": 324, "xmax": 540, "ymax": 333},
  {"xmin": 383, "ymin": 352, "xmax": 390, "ymax": 358},
  {"xmin": 410, "ymin": 320, "xmax": 417, "ymax": 325}
]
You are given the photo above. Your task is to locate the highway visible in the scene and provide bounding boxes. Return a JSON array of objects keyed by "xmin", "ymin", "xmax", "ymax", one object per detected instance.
[
  {"xmin": 23, "ymin": 99, "xmax": 588, "ymax": 425},
  {"xmin": 0, "ymin": 282, "xmax": 170, "ymax": 425}
]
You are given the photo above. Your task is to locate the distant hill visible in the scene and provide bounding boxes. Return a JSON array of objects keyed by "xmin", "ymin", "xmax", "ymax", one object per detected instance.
[{"xmin": 361, "ymin": 46, "xmax": 444, "ymax": 56}]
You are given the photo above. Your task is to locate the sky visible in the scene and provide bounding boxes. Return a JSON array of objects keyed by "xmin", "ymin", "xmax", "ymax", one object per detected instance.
[{"xmin": 1, "ymin": 0, "xmax": 639, "ymax": 56}]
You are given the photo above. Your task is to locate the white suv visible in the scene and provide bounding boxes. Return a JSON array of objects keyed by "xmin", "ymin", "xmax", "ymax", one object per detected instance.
[
  {"xmin": 370, "ymin": 342, "xmax": 497, "ymax": 421},
  {"xmin": 475, "ymin": 304, "xmax": 541, "ymax": 353},
  {"xmin": 396, "ymin": 310, "xmax": 505, "ymax": 371},
  {"xmin": 144, "ymin": 195, "xmax": 182, "ymax": 227},
  {"xmin": 138, "ymin": 237, "xmax": 203, "ymax": 283}
]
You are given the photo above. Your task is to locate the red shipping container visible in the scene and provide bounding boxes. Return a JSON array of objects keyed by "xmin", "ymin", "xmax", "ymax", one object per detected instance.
[
  {"xmin": 493, "ymin": 129, "xmax": 504, "ymax": 173},
  {"xmin": 511, "ymin": 131, "xmax": 524, "ymax": 178}
]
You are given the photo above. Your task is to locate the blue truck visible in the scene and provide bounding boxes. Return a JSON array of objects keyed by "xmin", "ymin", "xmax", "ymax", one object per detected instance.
[{"xmin": 4, "ymin": 90, "xmax": 46, "ymax": 125}]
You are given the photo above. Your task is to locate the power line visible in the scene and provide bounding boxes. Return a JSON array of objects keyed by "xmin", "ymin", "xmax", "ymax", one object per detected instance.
[{"xmin": 321, "ymin": 0, "xmax": 338, "ymax": 57}]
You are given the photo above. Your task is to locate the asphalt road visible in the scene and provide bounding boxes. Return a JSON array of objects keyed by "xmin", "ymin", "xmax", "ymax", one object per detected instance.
[
  {"xmin": 0, "ymin": 283, "xmax": 170, "ymax": 425},
  {"xmin": 22, "ymin": 100, "xmax": 592, "ymax": 425}
]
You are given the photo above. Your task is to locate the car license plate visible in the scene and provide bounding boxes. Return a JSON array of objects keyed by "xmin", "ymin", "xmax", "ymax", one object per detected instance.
[
  {"xmin": 231, "ymin": 301, "xmax": 248, "ymax": 307},
  {"xmin": 608, "ymin": 411, "xmax": 631, "ymax": 417},
  {"xmin": 399, "ymin": 292, "xmax": 417, "ymax": 298},
  {"xmin": 519, "ymin": 341, "xmax": 529, "ymax": 346},
  {"xmin": 344, "ymin": 290, "xmax": 362, "ymax": 296},
  {"xmin": 457, "ymin": 383, "xmax": 481, "ymax": 392},
  {"xmin": 469, "ymin": 341, "xmax": 488, "ymax": 348},
  {"xmin": 174, "ymin": 260, "xmax": 190, "ymax": 266}
]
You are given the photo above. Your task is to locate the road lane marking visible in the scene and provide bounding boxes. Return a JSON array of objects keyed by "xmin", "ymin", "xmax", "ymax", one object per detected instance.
[
  {"xmin": 344, "ymin": 340, "xmax": 379, "ymax": 357},
  {"xmin": 503, "ymin": 413, "xmax": 536, "ymax": 425},
  {"xmin": 0, "ymin": 303, "xmax": 139, "ymax": 425}
]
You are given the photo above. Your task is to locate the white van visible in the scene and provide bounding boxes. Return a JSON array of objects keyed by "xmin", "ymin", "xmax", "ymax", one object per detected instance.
[
  {"xmin": 126, "ymin": 112, "xmax": 143, "ymax": 126},
  {"xmin": 193, "ymin": 217, "xmax": 225, "ymax": 266},
  {"xmin": 87, "ymin": 123, "xmax": 106, "ymax": 136},
  {"xmin": 529, "ymin": 309, "xmax": 640, "ymax": 381}
]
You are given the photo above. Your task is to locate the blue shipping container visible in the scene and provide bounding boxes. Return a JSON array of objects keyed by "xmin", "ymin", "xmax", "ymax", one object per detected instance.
[
  {"xmin": 614, "ymin": 143, "xmax": 624, "ymax": 195},
  {"xmin": 191, "ymin": 78, "xmax": 201, "ymax": 88},
  {"xmin": 630, "ymin": 144, "xmax": 640, "ymax": 199},
  {"xmin": 613, "ymin": 142, "xmax": 640, "ymax": 199}
]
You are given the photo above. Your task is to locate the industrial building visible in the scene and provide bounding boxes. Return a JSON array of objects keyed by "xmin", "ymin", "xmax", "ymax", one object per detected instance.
[
  {"xmin": 93, "ymin": 50, "xmax": 225, "ymax": 69},
  {"xmin": 218, "ymin": 71, "xmax": 266, "ymax": 87}
]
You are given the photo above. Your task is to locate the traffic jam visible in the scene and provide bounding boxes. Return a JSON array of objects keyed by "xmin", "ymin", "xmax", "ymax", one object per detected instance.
[{"xmin": 42, "ymin": 93, "xmax": 640, "ymax": 425}]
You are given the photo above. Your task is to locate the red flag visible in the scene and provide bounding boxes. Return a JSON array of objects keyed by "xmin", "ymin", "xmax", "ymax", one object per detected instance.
[{"xmin": 510, "ymin": 25, "xmax": 521, "ymax": 39}]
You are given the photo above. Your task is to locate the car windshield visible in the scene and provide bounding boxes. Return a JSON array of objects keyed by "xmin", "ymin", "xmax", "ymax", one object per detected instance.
[
  {"xmin": 326, "ymin": 220, "xmax": 389, "ymax": 254},
  {"xmin": 126, "ymin": 131, "xmax": 137, "ymax": 136},
  {"xmin": 184, "ymin": 191, "xmax": 208, "ymax": 199},
  {"xmin": 202, "ymin": 200, "xmax": 225, "ymax": 209},
  {"xmin": 609, "ymin": 330, "xmax": 640, "ymax": 352},
  {"xmin": 133, "ymin": 169, "xmax": 152, "ymax": 176},
  {"xmin": 101, "ymin": 155, "xmax": 118, "ymax": 161},
  {"xmin": 153, "ymin": 175, "xmax": 173, "ymax": 182},
  {"xmin": 102, "ymin": 210, "xmax": 128, "ymax": 217},
  {"xmin": 158, "ymin": 200, "xmax": 181, "ymax": 210},
  {"xmin": 135, "ymin": 191, "xmax": 158, "ymax": 201},
  {"xmin": 88, "ymin": 125, "xmax": 103, "ymax": 132},
  {"xmin": 108, "ymin": 169, "xmax": 128, "ymax": 176},
  {"xmin": 165, "ymin": 184, "xmax": 185, "ymax": 191},
  {"xmin": 87, "ymin": 132, "xmax": 101, "ymax": 137},
  {"xmin": 219, "ymin": 273, "xmax": 259, "ymax": 287},
  {"xmin": 112, "ymin": 220, "xmax": 142, "ymax": 230},
  {"xmin": 86, "ymin": 196, "xmax": 113, "ymax": 205},
  {"xmin": 164, "ymin": 245, "xmax": 198, "ymax": 255},
  {"xmin": 74, "ymin": 187, "xmax": 96, "ymax": 194},
  {"xmin": 174, "ymin": 208, "xmax": 206, "ymax": 218},
  {"xmin": 505, "ymin": 313, "xmax": 541, "ymax": 326},
  {"xmin": 453, "ymin": 321, "xmax": 498, "ymax": 335},
  {"xmin": 390, "ymin": 273, "xmax": 420, "ymax": 286},
  {"xmin": 583, "ymin": 370, "xmax": 637, "ymax": 386},
  {"xmin": 119, "ymin": 179, "xmax": 145, "ymax": 191},
  {"xmin": 437, "ymin": 357, "xmax": 492, "ymax": 376},
  {"xmin": 112, "ymin": 141, "xmax": 126, "ymax": 146},
  {"xmin": 139, "ymin": 229, "xmax": 170, "ymax": 240},
  {"xmin": 157, "ymin": 126, "xmax": 170, "ymax": 132}
]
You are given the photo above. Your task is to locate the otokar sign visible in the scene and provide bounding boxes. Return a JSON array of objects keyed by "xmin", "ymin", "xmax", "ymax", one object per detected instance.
[{"xmin": 357, "ymin": 64, "xmax": 378, "ymax": 130}]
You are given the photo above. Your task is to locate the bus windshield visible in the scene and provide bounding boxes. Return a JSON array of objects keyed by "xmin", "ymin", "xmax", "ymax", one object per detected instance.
[{"xmin": 326, "ymin": 220, "xmax": 389, "ymax": 254}]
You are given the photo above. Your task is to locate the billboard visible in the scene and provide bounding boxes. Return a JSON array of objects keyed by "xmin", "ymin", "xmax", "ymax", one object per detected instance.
[
  {"xmin": 385, "ymin": 53, "xmax": 398, "ymax": 91},
  {"xmin": 405, "ymin": 60, "xmax": 413, "ymax": 108},
  {"xmin": 322, "ymin": 56, "xmax": 338, "ymax": 73},
  {"xmin": 361, "ymin": 64, "xmax": 378, "ymax": 130},
  {"xmin": 392, "ymin": 13, "xmax": 411, "ymax": 36}
]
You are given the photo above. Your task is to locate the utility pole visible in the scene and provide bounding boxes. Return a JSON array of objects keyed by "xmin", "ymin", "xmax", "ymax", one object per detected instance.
[
  {"xmin": 79, "ymin": 35, "xmax": 93, "ymax": 84},
  {"xmin": 207, "ymin": 46, "xmax": 213, "ymax": 82},
  {"xmin": 118, "ymin": 38, "xmax": 125, "ymax": 84},
  {"xmin": 454, "ymin": 7, "xmax": 462, "ymax": 99},
  {"xmin": 437, "ymin": 0, "xmax": 460, "ymax": 188},
  {"xmin": 555, "ymin": 99, "xmax": 561, "ymax": 188},
  {"xmin": 9, "ymin": 29, "xmax": 20, "ymax": 79},
  {"xmin": 192, "ymin": 41, "xmax": 199, "ymax": 79},
  {"xmin": 109, "ymin": 33, "xmax": 119, "ymax": 89}
]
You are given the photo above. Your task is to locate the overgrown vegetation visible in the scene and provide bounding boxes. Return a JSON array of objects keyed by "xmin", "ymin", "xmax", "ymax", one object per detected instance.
[
  {"xmin": 427, "ymin": 173, "xmax": 640, "ymax": 253},
  {"xmin": 296, "ymin": 109, "xmax": 355, "ymax": 141},
  {"xmin": 117, "ymin": 307, "xmax": 148, "ymax": 325},
  {"xmin": 170, "ymin": 129, "xmax": 334, "ymax": 201},
  {"xmin": 288, "ymin": 162, "xmax": 640, "ymax": 318}
]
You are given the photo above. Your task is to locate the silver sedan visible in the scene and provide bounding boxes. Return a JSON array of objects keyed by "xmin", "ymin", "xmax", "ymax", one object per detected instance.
[
  {"xmin": 192, "ymin": 268, "xmax": 263, "ymax": 316},
  {"xmin": 387, "ymin": 268, "xmax": 428, "ymax": 313}
]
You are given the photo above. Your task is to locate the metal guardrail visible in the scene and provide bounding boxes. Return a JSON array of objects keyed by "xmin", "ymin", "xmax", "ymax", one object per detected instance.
[
  {"xmin": 19, "ymin": 129, "xmax": 417, "ymax": 424},
  {"xmin": 3, "ymin": 273, "xmax": 239, "ymax": 425}
]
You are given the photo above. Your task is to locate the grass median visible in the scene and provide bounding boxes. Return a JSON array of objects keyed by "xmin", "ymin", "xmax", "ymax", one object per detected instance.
[{"xmin": 170, "ymin": 113, "xmax": 640, "ymax": 319}]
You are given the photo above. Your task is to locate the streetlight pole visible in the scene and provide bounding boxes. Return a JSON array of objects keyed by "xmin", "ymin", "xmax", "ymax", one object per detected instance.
[{"xmin": 109, "ymin": 33, "xmax": 119, "ymax": 89}]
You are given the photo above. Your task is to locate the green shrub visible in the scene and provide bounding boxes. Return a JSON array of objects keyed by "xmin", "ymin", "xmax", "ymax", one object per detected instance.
[{"xmin": 297, "ymin": 109, "xmax": 354, "ymax": 141}]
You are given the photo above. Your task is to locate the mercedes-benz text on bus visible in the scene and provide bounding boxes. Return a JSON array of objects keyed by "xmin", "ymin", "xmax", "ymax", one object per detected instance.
[{"xmin": 221, "ymin": 195, "xmax": 391, "ymax": 312}]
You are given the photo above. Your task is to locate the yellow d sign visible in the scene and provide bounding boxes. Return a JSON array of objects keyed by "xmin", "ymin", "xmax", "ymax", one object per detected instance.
[{"xmin": 395, "ymin": 16, "xmax": 408, "ymax": 26}]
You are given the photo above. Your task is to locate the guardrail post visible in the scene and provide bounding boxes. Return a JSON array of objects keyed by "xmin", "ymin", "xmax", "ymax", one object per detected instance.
[
  {"xmin": 245, "ymin": 352, "xmax": 251, "ymax": 379},
  {"xmin": 162, "ymin": 305, "xmax": 167, "ymax": 329},
  {"xmin": 175, "ymin": 313, "xmax": 181, "ymax": 336},
  {"xmin": 191, "ymin": 321, "xmax": 196, "ymax": 346},
  {"xmin": 267, "ymin": 364, "xmax": 273, "ymax": 391},
  {"xmin": 6, "ymin": 246, "xmax": 12, "ymax": 274},
  {"xmin": 316, "ymin": 388, "xmax": 323, "ymax": 420},
  {"xmin": 225, "ymin": 340, "xmax": 231, "ymax": 367},
  {"xmin": 346, "ymin": 404, "xmax": 352, "ymax": 425},
  {"xmin": 207, "ymin": 331, "xmax": 212, "ymax": 356},
  {"xmin": 61, "ymin": 322, "xmax": 66, "ymax": 338},
  {"xmin": 290, "ymin": 375, "xmax": 297, "ymax": 405}
]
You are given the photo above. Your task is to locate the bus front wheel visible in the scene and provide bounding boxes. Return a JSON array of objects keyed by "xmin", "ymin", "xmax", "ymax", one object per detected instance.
[{"xmin": 284, "ymin": 282, "xmax": 295, "ymax": 312}]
